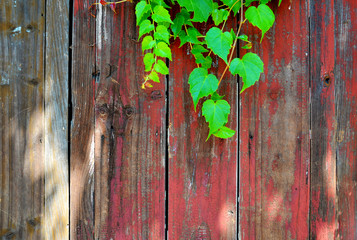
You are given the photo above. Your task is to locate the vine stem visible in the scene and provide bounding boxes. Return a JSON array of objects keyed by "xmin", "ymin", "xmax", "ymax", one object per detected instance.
[{"xmin": 218, "ymin": 1, "xmax": 244, "ymax": 86}]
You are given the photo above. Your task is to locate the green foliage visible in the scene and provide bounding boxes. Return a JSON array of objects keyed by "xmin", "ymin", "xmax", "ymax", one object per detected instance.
[
  {"xmin": 188, "ymin": 68, "xmax": 219, "ymax": 110},
  {"xmin": 245, "ymin": 4, "xmax": 275, "ymax": 41},
  {"xmin": 206, "ymin": 27, "xmax": 233, "ymax": 63},
  {"xmin": 230, "ymin": 52, "xmax": 264, "ymax": 93},
  {"xmin": 93, "ymin": 0, "xmax": 281, "ymax": 140},
  {"xmin": 202, "ymin": 99, "xmax": 231, "ymax": 140}
]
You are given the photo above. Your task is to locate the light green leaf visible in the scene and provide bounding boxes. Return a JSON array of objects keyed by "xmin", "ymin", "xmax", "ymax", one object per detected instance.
[
  {"xmin": 148, "ymin": 70, "xmax": 160, "ymax": 82},
  {"xmin": 177, "ymin": 0, "xmax": 214, "ymax": 22},
  {"xmin": 242, "ymin": 42, "xmax": 252, "ymax": 49},
  {"xmin": 154, "ymin": 59, "xmax": 169, "ymax": 75},
  {"xmin": 279, "ymin": 0, "xmax": 282, "ymax": 6},
  {"xmin": 154, "ymin": 25, "xmax": 170, "ymax": 44},
  {"xmin": 142, "ymin": 36, "xmax": 156, "ymax": 52},
  {"xmin": 135, "ymin": 1, "xmax": 151, "ymax": 26},
  {"xmin": 229, "ymin": 53, "xmax": 263, "ymax": 93},
  {"xmin": 213, "ymin": 126, "xmax": 236, "ymax": 138},
  {"xmin": 139, "ymin": 20, "xmax": 155, "ymax": 39},
  {"xmin": 154, "ymin": 42, "xmax": 172, "ymax": 60},
  {"xmin": 202, "ymin": 99, "xmax": 231, "ymax": 139},
  {"xmin": 188, "ymin": 68, "xmax": 219, "ymax": 110},
  {"xmin": 205, "ymin": 27, "xmax": 233, "ymax": 63},
  {"xmin": 212, "ymin": 9, "xmax": 229, "ymax": 26},
  {"xmin": 245, "ymin": 4, "xmax": 275, "ymax": 41},
  {"xmin": 152, "ymin": 6, "xmax": 173, "ymax": 24},
  {"xmin": 178, "ymin": 30, "xmax": 189, "ymax": 47},
  {"xmin": 143, "ymin": 53, "xmax": 155, "ymax": 71}
]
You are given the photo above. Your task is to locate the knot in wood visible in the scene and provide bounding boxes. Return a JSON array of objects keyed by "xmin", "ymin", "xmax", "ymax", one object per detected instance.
[
  {"xmin": 98, "ymin": 104, "xmax": 109, "ymax": 117},
  {"xmin": 124, "ymin": 106, "xmax": 135, "ymax": 117},
  {"xmin": 150, "ymin": 90, "xmax": 162, "ymax": 100},
  {"xmin": 323, "ymin": 74, "xmax": 331, "ymax": 87}
]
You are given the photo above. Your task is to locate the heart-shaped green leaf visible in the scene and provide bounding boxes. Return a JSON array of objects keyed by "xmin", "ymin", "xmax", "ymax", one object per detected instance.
[
  {"xmin": 205, "ymin": 27, "xmax": 233, "ymax": 63},
  {"xmin": 245, "ymin": 4, "xmax": 275, "ymax": 41},
  {"xmin": 229, "ymin": 53, "xmax": 263, "ymax": 93},
  {"xmin": 202, "ymin": 99, "xmax": 231, "ymax": 140},
  {"xmin": 188, "ymin": 68, "xmax": 219, "ymax": 110}
]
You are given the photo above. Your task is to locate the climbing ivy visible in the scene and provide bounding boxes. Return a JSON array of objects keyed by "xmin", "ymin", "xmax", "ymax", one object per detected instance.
[{"xmin": 90, "ymin": 0, "xmax": 281, "ymax": 140}]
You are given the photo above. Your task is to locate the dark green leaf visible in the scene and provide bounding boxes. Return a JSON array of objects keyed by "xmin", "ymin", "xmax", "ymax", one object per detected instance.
[
  {"xmin": 177, "ymin": 0, "xmax": 214, "ymax": 22},
  {"xmin": 221, "ymin": 0, "xmax": 241, "ymax": 15},
  {"xmin": 211, "ymin": 91, "xmax": 224, "ymax": 101}
]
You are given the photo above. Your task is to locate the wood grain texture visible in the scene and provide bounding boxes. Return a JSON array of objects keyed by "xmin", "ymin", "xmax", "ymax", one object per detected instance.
[
  {"xmin": 94, "ymin": 3, "xmax": 166, "ymax": 239},
  {"xmin": 310, "ymin": 0, "xmax": 357, "ymax": 239},
  {"xmin": 70, "ymin": 0, "xmax": 96, "ymax": 239},
  {"xmin": 0, "ymin": 0, "xmax": 45, "ymax": 239},
  {"xmin": 239, "ymin": 1, "xmax": 310, "ymax": 239},
  {"xmin": 168, "ymin": 20, "xmax": 238, "ymax": 239},
  {"xmin": 44, "ymin": 0, "xmax": 69, "ymax": 239}
]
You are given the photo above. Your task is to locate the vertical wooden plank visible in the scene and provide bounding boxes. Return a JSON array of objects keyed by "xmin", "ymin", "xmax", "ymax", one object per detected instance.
[
  {"xmin": 44, "ymin": 0, "xmax": 69, "ymax": 239},
  {"xmin": 311, "ymin": 0, "xmax": 357, "ymax": 239},
  {"xmin": 0, "ymin": 0, "xmax": 45, "ymax": 239},
  {"xmin": 70, "ymin": 0, "xmax": 96, "ymax": 239},
  {"xmin": 239, "ymin": 1, "xmax": 310, "ymax": 239},
  {"xmin": 310, "ymin": 0, "xmax": 337, "ymax": 239},
  {"xmin": 335, "ymin": 1, "xmax": 357, "ymax": 238},
  {"xmin": 168, "ymin": 21, "xmax": 238, "ymax": 239},
  {"xmin": 92, "ymin": 3, "xmax": 166, "ymax": 239}
]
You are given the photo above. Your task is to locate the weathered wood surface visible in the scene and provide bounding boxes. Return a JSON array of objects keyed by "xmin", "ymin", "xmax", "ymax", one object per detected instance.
[
  {"xmin": 239, "ymin": 1, "xmax": 310, "ymax": 239},
  {"xmin": 168, "ymin": 20, "xmax": 238, "ymax": 239},
  {"xmin": 310, "ymin": 0, "xmax": 357, "ymax": 239},
  {"xmin": 71, "ymin": 1, "xmax": 166, "ymax": 239},
  {"xmin": 0, "ymin": 0, "xmax": 45, "ymax": 238},
  {"xmin": 94, "ymin": 2, "xmax": 166, "ymax": 239},
  {"xmin": 70, "ymin": 0, "xmax": 96, "ymax": 238},
  {"xmin": 45, "ymin": 0, "xmax": 69, "ymax": 239}
]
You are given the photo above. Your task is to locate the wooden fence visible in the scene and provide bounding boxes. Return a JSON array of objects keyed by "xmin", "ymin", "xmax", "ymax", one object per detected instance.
[{"xmin": 0, "ymin": 0, "xmax": 356, "ymax": 239}]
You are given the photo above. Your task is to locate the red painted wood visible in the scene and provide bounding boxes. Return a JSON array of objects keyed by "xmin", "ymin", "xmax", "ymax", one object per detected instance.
[
  {"xmin": 310, "ymin": 0, "xmax": 357, "ymax": 239},
  {"xmin": 239, "ymin": 1, "xmax": 310, "ymax": 239},
  {"xmin": 94, "ymin": 3, "xmax": 166, "ymax": 239},
  {"xmin": 168, "ymin": 21, "xmax": 238, "ymax": 239}
]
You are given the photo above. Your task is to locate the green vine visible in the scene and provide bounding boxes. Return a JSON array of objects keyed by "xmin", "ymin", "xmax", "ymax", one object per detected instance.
[{"xmin": 90, "ymin": 0, "xmax": 281, "ymax": 140}]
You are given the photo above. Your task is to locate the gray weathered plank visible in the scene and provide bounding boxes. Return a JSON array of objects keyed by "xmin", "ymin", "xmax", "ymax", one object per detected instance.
[
  {"xmin": 44, "ymin": 0, "xmax": 69, "ymax": 239},
  {"xmin": 0, "ymin": 0, "xmax": 45, "ymax": 238}
]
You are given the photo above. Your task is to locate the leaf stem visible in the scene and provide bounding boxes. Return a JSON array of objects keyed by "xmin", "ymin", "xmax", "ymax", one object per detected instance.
[{"xmin": 218, "ymin": 1, "xmax": 244, "ymax": 86}]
